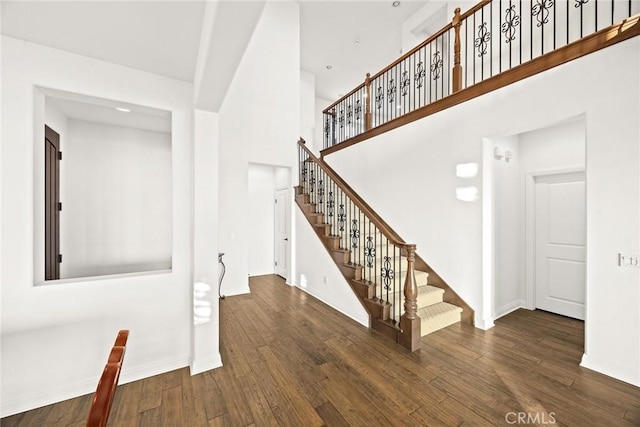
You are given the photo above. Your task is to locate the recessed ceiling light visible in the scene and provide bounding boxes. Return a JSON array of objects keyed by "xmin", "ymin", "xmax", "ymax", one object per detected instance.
[
  {"xmin": 116, "ymin": 107, "xmax": 131, "ymax": 113},
  {"xmin": 392, "ymin": 1, "xmax": 400, "ymax": 7},
  {"xmin": 326, "ymin": 65, "xmax": 332, "ymax": 70}
]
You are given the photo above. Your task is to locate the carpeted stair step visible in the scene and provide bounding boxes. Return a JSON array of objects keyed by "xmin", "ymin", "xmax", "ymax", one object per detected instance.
[
  {"xmin": 418, "ymin": 302, "xmax": 462, "ymax": 336},
  {"xmin": 383, "ymin": 285, "xmax": 445, "ymax": 309}
]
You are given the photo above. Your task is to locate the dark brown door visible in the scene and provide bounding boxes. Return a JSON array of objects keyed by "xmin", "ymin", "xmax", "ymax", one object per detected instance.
[{"xmin": 45, "ymin": 125, "xmax": 60, "ymax": 280}]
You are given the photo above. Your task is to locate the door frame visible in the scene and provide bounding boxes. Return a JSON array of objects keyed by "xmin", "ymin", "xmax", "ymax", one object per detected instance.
[{"xmin": 525, "ymin": 166, "xmax": 586, "ymax": 311}]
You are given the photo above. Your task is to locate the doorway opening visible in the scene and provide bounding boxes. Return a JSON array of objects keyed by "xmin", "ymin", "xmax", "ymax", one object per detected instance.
[
  {"xmin": 487, "ymin": 116, "xmax": 586, "ymax": 324},
  {"xmin": 247, "ymin": 164, "xmax": 291, "ymax": 282}
]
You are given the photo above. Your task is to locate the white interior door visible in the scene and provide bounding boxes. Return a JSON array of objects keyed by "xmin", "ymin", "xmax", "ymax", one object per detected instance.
[
  {"xmin": 534, "ymin": 171, "xmax": 586, "ymax": 320},
  {"xmin": 274, "ymin": 188, "xmax": 289, "ymax": 279}
]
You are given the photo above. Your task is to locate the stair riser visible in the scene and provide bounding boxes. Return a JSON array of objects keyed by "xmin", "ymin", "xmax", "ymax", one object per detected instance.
[
  {"xmin": 421, "ymin": 311, "xmax": 461, "ymax": 336},
  {"xmin": 337, "ymin": 263, "xmax": 361, "ymax": 281},
  {"xmin": 308, "ymin": 214, "xmax": 325, "ymax": 224},
  {"xmin": 381, "ymin": 291, "xmax": 444, "ymax": 309},
  {"xmin": 350, "ymin": 280, "xmax": 375, "ymax": 300},
  {"xmin": 323, "ymin": 236, "xmax": 341, "ymax": 249},
  {"xmin": 313, "ymin": 224, "xmax": 331, "ymax": 236},
  {"xmin": 329, "ymin": 249, "xmax": 349, "ymax": 264}
]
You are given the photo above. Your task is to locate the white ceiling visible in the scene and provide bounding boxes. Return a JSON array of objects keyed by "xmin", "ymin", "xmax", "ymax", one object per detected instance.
[
  {"xmin": 43, "ymin": 88, "xmax": 172, "ymax": 134},
  {"xmin": 300, "ymin": 0, "xmax": 428, "ymax": 100},
  {"xmin": 1, "ymin": 0, "xmax": 428, "ymax": 105},
  {"xmin": 1, "ymin": 0, "xmax": 206, "ymax": 82}
]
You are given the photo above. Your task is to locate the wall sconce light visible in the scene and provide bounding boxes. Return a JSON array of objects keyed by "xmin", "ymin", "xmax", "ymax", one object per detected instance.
[
  {"xmin": 494, "ymin": 147, "xmax": 513, "ymax": 162},
  {"xmin": 504, "ymin": 150, "xmax": 513, "ymax": 162}
]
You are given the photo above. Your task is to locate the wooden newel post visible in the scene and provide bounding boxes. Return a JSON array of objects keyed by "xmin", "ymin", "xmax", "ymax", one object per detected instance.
[
  {"xmin": 400, "ymin": 245, "xmax": 421, "ymax": 351},
  {"xmin": 364, "ymin": 73, "xmax": 372, "ymax": 131},
  {"xmin": 452, "ymin": 7, "xmax": 462, "ymax": 93}
]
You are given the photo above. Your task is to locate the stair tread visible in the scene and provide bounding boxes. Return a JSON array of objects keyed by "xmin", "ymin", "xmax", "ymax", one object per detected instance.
[
  {"xmin": 418, "ymin": 302, "xmax": 462, "ymax": 336},
  {"xmin": 387, "ymin": 284, "xmax": 442, "ymax": 297},
  {"xmin": 418, "ymin": 301, "xmax": 462, "ymax": 317},
  {"xmin": 380, "ymin": 284, "xmax": 445, "ymax": 309}
]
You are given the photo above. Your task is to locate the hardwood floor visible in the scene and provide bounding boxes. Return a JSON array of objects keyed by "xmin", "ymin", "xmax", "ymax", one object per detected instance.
[{"xmin": 3, "ymin": 274, "xmax": 640, "ymax": 426}]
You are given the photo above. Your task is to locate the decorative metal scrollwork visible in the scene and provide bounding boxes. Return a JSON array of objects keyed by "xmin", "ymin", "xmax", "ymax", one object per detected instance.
[
  {"xmin": 574, "ymin": 0, "xmax": 588, "ymax": 8},
  {"xmin": 350, "ymin": 219, "xmax": 360, "ymax": 249},
  {"xmin": 323, "ymin": 116, "xmax": 330, "ymax": 140},
  {"xmin": 346, "ymin": 105, "xmax": 353, "ymax": 126},
  {"xmin": 364, "ymin": 236, "xmax": 376, "ymax": 268},
  {"xmin": 501, "ymin": 5, "xmax": 520, "ymax": 43},
  {"xmin": 387, "ymin": 78, "xmax": 396, "ymax": 104},
  {"xmin": 355, "ymin": 100, "xmax": 362, "ymax": 121},
  {"xmin": 532, "ymin": 0, "xmax": 554, "ymax": 27},
  {"xmin": 338, "ymin": 109, "xmax": 345, "ymax": 129},
  {"xmin": 318, "ymin": 179, "xmax": 324, "ymax": 204},
  {"xmin": 415, "ymin": 62, "xmax": 425, "ymax": 89},
  {"xmin": 327, "ymin": 191, "xmax": 334, "ymax": 218},
  {"xmin": 381, "ymin": 256, "xmax": 394, "ymax": 291},
  {"xmin": 301, "ymin": 165, "xmax": 307, "ymax": 183},
  {"xmin": 400, "ymin": 71, "xmax": 410, "ymax": 96},
  {"xmin": 309, "ymin": 170, "xmax": 315, "ymax": 193},
  {"xmin": 430, "ymin": 51, "xmax": 443, "ymax": 80},
  {"xmin": 338, "ymin": 204, "xmax": 346, "ymax": 231},
  {"xmin": 474, "ymin": 23, "xmax": 491, "ymax": 57},
  {"xmin": 375, "ymin": 86, "xmax": 384, "ymax": 110}
]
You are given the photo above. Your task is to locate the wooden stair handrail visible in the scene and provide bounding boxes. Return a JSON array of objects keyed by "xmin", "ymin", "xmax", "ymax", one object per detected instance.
[
  {"xmin": 86, "ymin": 329, "xmax": 129, "ymax": 427},
  {"xmin": 298, "ymin": 138, "xmax": 413, "ymax": 251},
  {"xmin": 114, "ymin": 330, "xmax": 129, "ymax": 348}
]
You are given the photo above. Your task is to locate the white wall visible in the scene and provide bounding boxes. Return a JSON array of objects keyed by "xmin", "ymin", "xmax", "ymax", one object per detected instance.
[
  {"xmin": 218, "ymin": 1, "xmax": 299, "ymax": 295},
  {"xmin": 325, "ymin": 39, "xmax": 640, "ymax": 386},
  {"xmin": 60, "ymin": 119, "xmax": 172, "ymax": 279},
  {"xmin": 301, "ymin": 70, "xmax": 315, "ymax": 146},
  {"xmin": 44, "ymin": 99, "xmax": 68, "ymax": 139},
  {"xmin": 1, "ymin": 36, "xmax": 194, "ymax": 416},
  {"xmin": 248, "ymin": 164, "xmax": 276, "ymax": 276},
  {"xmin": 491, "ymin": 134, "xmax": 522, "ymax": 317},
  {"xmin": 295, "ymin": 209, "xmax": 369, "ymax": 327},
  {"xmin": 191, "ymin": 109, "xmax": 221, "ymax": 375}
]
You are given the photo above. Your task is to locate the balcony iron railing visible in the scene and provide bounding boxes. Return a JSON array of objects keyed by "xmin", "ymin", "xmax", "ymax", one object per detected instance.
[{"xmin": 322, "ymin": 0, "xmax": 640, "ymax": 150}]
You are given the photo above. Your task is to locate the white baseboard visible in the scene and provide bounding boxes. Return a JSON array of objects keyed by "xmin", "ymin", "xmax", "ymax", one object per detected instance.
[
  {"xmin": 580, "ymin": 353, "xmax": 640, "ymax": 387},
  {"xmin": 474, "ymin": 317, "xmax": 495, "ymax": 330},
  {"xmin": 0, "ymin": 354, "xmax": 190, "ymax": 418},
  {"xmin": 190, "ymin": 353, "xmax": 223, "ymax": 375},
  {"xmin": 220, "ymin": 285, "xmax": 250, "ymax": 297},
  {"xmin": 494, "ymin": 299, "xmax": 526, "ymax": 320},
  {"xmin": 119, "ymin": 353, "xmax": 191, "ymax": 385}
]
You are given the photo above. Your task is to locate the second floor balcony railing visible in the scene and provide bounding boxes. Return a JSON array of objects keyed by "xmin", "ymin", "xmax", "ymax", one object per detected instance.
[{"xmin": 322, "ymin": 0, "xmax": 640, "ymax": 151}]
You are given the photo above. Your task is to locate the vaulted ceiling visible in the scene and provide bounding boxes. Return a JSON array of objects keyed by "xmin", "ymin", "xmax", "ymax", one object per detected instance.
[{"xmin": 1, "ymin": 0, "xmax": 429, "ymax": 107}]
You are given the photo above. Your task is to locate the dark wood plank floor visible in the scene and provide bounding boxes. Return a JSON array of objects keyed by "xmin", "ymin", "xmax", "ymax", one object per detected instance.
[{"xmin": 3, "ymin": 274, "xmax": 640, "ymax": 426}]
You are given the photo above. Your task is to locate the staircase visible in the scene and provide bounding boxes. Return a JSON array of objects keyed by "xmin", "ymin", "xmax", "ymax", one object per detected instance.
[{"xmin": 296, "ymin": 139, "xmax": 471, "ymax": 351}]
